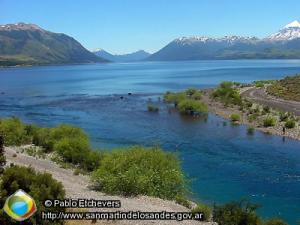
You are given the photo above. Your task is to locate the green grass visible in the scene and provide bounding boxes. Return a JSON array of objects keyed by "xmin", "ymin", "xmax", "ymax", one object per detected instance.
[{"xmin": 267, "ymin": 75, "xmax": 300, "ymax": 101}]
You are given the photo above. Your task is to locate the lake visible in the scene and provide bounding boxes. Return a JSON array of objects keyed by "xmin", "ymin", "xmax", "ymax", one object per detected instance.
[{"xmin": 0, "ymin": 60, "xmax": 300, "ymax": 224}]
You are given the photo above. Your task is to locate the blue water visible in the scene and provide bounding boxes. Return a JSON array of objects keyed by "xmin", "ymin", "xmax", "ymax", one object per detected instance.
[{"xmin": 0, "ymin": 60, "xmax": 300, "ymax": 224}]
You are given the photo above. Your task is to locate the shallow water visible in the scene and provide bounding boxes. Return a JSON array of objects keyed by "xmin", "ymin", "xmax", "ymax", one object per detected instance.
[{"xmin": 0, "ymin": 60, "xmax": 300, "ymax": 224}]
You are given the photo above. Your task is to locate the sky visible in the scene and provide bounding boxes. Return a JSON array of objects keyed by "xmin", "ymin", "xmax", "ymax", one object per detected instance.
[{"xmin": 1, "ymin": 0, "xmax": 300, "ymax": 54}]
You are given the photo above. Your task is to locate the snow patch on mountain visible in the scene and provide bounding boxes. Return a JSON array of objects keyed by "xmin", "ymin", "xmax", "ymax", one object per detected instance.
[
  {"xmin": 174, "ymin": 36, "xmax": 258, "ymax": 45},
  {"xmin": 268, "ymin": 20, "xmax": 300, "ymax": 41}
]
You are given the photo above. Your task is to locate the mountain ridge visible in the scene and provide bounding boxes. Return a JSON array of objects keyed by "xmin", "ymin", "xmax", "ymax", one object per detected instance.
[
  {"xmin": 147, "ymin": 21, "xmax": 300, "ymax": 61},
  {"xmin": 93, "ymin": 49, "xmax": 150, "ymax": 62},
  {"xmin": 0, "ymin": 23, "xmax": 108, "ymax": 66}
]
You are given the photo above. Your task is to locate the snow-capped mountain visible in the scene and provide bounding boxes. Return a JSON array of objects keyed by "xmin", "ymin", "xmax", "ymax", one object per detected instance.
[
  {"xmin": 148, "ymin": 21, "xmax": 300, "ymax": 61},
  {"xmin": 174, "ymin": 36, "xmax": 258, "ymax": 45},
  {"xmin": 268, "ymin": 20, "xmax": 300, "ymax": 41}
]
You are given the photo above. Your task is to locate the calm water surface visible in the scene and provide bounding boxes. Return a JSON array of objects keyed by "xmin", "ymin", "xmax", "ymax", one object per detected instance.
[{"xmin": 0, "ymin": 60, "xmax": 300, "ymax": 224}]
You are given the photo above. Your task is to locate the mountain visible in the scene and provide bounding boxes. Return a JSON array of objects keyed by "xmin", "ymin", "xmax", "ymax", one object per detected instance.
[
  {"xmin": 268, "ymin": 20, "xmax": 300, "ymax": 41},
  {"xmin": 93, "ymin": 49, "xmax": 150, "ymax": 62},
  {"xmin": 147, "ymin": 21, "xmax": 300, "ymax": 61},
  {"xmin": 0, "ymin": 23, "xmax": 108, "ymax": 66}
]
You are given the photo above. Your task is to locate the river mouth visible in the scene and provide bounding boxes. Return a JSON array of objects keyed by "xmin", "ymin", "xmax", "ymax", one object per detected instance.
[{"xmin": 1, "ymin": 60, "xmax": 300, "ymax": 224}]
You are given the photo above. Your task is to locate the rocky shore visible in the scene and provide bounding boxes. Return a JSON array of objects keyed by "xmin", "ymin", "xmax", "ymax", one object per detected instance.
[{"xmin": 201, "ymin": 88, "xmax": 300, "ymax": 141}]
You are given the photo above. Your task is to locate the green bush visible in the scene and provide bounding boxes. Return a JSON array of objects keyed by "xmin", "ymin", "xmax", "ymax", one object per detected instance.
[
  {"xmin": 147, "ymin": 104, "xmax": 159, "ymax": 112},
  {"xmin": 248, "ymin": 114, "xmax": 258, "ymax": 123},
  {"xmin": 0, "ymin": 118, "xmax": 31, "ymax": 146},
  {"xmin": 263, "ymin": 117, "xmax": 276, "ymax": 127},
  {"xmin": 73, "ymin": 168, "xmax": 80, "ymax": 176},
  {"xmin": 285, "ymin": 120, "xmax": 296, "ymax": 129},
  {"xmin": 191, "ymin": 203, "xmax": 212, "ymax": 221},
  {"xmin": 175, "ymin": 195, "xmax": 191, "ymax": 208},
  {"xmin": 32, "ymin": 127, "xmax": 53, "ymax": 152},
  {"xmin": 213, "ymin": 200, "xmax": 261, "ymax": 225},
  {"xmin": 53, "ymin": 137, "xmax": 102, "ymax": 171},
  {"xmin": 163, "ymin": 92, "xmax": 186, "ymax": 106},
  {"xmin": 185, "ymin": 88, "xmax": 198, "ymax": 96},
  {"xmin": 279, "ymin": 112, "xmax": 289, "ymax": 122},
  {"xmin": 178, "ymin": 99, "xmax": 208, "ymax": 115},
  {"xmin": 230, "ymin": 114, "xmax": 241, "ymax": 122},
  {"xmin": 0, "ymin": 165, "xmax": 65, "ymax": 225},
  {"xmin": 247, "ymin": 127, "xmax": 255, "ymax": 135},
  {"xmin": 191, "ymin": 91, "xmax": 202, "ymax": 100},
  {"xmin": 92, "ymin": 146, "xmax": 186, "ymax": 200},
  {"xmin": 212, "ymin": 82, "xmax": 242, "ymax": 106},
  {"xmin": 264, "ymin": 218, "xmax": 288, "ymax": 225},
  {"xmin": 263, "ymin": 106, "xmax": 271, "ymax": 113}
]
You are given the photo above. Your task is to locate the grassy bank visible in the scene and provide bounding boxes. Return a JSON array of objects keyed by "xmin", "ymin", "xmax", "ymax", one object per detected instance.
[{"xmin": 267, "ymin": 75, "xmax": 300, "ymax": 101}]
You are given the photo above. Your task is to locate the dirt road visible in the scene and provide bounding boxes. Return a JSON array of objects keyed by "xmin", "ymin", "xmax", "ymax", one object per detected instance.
[{"xmin": 241, "ymin": 87, "xmax": 300, "ymax": 116}]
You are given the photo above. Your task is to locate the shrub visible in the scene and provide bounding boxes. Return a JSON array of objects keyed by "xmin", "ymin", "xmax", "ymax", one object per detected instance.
[
  {"xmin": 191, "ymin": 91, "xmax": 202, "ymax": 100},
  {"xmin": 212, "ymin": 82, "xmax": 242, "ymax": 106},
  {"xmin": 185, "ymin": 88, "xmax": 198, "ymax": 96},
  {"xmin": 285, "ymin": 120, "xmax": 296, "ymax": 129},
  {"xmin": 263, "ymin": 106, "xmax": 271, "ymax": 113},
  {"xmin": 263, "ymin": 117, "xmax": 276, "ymax": 127},
  {"xmin": 264, "ymin": 218, "xmax": 288, "ymax": 225},
  {"xmin": 0, "ymin": 118, "xmax": 31, "ymax": 146},
  {"xmin": 279, "ymin": 112, "xmax": 289, "ymax": 122},
  {"xmin": 191, "ymin": 203, "xmax": 212, "ymax": 221},
  {"xmin": 247, "ymin": 127, "xmax": 255, "ymax": 135},
  {"xmin": 92, "ymin": 146, "xmax": 186, "ymax": 200},
  {"xmin": 147, "ymin": 104, "xmax": 159, "ymax": 112},
  {"xmin": 32, "ymin": 127, "xmax": 53, "ymax": 152},
  {"xmin": 73, "ymin": 168, "xmax": 80, "ymax": 176},
  {"xmin": 213, "ymin": 200, "xmax": 261, "ymax": 225},
  {"xmin": 163, "ymin": 92, "xmax": 186, "ymax": 106},
  {"xmin": 53, "ymin": 137, "xmax": 93, "ymax": 168},
  {"xmin": 230, "ymin": 114, "xmax": 241, "ymax": 122},
  {"xmin": 175, "ymin": 195, "xmax": 191, "ymax": 209},
  {"xmin": 0, "ymin": 165, "xmax": 65, "ymax": 225},
  {"xmin": 248, "ymin": 114, "xmax": 258, "ymax": 123},
  {"xmin": 178, "ymin": 100, "xmax": 208, "ymax": 115}
]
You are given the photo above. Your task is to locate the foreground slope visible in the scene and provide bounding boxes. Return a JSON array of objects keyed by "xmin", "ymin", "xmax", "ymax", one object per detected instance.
[
  {"xmin": 5, "ymin": 146, "xmax": 216, "ymax": 225},
  {"xmin": 0, "ymin": 23, "xmax": 107, "ymax": 66}
]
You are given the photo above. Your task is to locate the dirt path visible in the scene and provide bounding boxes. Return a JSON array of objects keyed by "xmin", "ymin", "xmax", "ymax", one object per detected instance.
[
  {"xmin": 241, "ymin": 87, "xmax": 300, "ymax": 116},
  {"xmin": 4, "ymin": 147, "xmax": 216, "ymax": 225}
]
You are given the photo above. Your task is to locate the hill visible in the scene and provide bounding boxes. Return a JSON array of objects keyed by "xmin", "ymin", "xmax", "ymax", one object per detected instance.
[
  {"xmin": 93, "ymin": 49, "xmax": 150, "ymax": 62},
  {"xmin": 0, "ymin": 23, "xmax": 108, "ymax": 66},
  {"xmin": 267, "ymin": 75, "xmax": 300, "ymax": 101}
]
